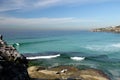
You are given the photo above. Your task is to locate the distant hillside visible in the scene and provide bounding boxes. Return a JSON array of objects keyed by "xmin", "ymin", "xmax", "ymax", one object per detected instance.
[{"xmin": 92, "ymin": 25, "xmax": 120, "ymax": 33}]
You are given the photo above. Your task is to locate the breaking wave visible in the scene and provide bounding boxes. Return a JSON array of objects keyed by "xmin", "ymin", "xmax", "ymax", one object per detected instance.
[
  {"xmin": 70, "ymin": 57, "xmax": 85, "ymax": 61},
  {"xmin": 27, "ymin": 54, "xmax": 60, "ymax": 60},
  {"xmin": 111, "ymin": 43, "xmax": 120, "ymax": 48}
]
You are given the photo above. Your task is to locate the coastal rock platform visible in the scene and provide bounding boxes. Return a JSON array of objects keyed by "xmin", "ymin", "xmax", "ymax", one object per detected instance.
[{"xmin": 28, "ymin": 66, "xmax": 110, "ymax": 80}]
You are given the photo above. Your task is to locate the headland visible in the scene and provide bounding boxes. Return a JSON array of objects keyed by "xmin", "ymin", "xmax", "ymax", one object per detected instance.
[{"xmin": 92, "ymin": 25, "xmax": 120, "ymax": 33}]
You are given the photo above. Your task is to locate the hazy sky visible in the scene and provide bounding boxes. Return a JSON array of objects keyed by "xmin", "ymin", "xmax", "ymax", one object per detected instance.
[{"xmin": 0, "ymin": 0, "xmax": 120, "ymax": 30}]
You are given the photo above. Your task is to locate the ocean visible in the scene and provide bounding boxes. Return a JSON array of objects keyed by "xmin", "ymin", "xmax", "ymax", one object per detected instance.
[{"xmin": 1, "ymin": 30, "xmax": 120, "ymax": 80}]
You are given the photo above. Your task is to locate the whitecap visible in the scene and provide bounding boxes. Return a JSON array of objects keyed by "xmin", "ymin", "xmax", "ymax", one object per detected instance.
[
  {"xmin": 16, "ymin": 43, "xmax": 20, "ymax": 46},
  {"xmin": 85, "ymin": 44, "xmax": 120, "ymax": 52},
  {"xmin": 71, "ymin": 57, "xmax": 85, "ymax": 61},
  {"xmin": 112, "ymin": 43, "xmax": 120, "ymax": 48},
  {"xmin": 26, "ymin": 54, "xmax": 60, "ymax": 60}
]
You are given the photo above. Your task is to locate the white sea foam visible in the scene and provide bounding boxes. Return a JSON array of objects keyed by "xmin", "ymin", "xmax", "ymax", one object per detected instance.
[
  {"xmin": 26, "ymin": 54, "xmax": 60, "ymax": 60},
  {"xmin": 16, "ymin": 43, "xmax": 20, "ymax": 46},
  {"xmin": 85, "ymin": 43, "xmax": 120, "ymax": 52},
  {"xmin": 112, "ymin": 43, "xmax": 120, "ymax": 48},
  {"xmin": 71, "ymin": 57, "xmax": 85, "ymax": 61},
  {"xmin": 85, "ymin": 46, "xmax": 102, "ymax": 51}
]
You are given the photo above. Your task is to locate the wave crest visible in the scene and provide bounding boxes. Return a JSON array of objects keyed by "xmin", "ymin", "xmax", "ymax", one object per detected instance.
[
  {"xmin": 112, "ymin": 43, "xmax": 120, "ymax": 48},
  {"xmin": 71, "ymin": 57, "xmax": 85, "ymax": 61},
  {"xmin": 26, "ymin": 54, "xmax": 60, "ymax": 60}
]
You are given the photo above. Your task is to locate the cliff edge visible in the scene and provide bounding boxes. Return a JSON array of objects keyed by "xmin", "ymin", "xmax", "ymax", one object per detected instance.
[{"xmin": 0, "ymin": 35, "xmax": 30, "ymax": 80}]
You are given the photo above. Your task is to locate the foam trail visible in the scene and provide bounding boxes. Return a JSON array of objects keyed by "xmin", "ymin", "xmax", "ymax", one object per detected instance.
[
  {"xmin": 112, "ymin": 43, "xmax": 120, "ymax": 48},
  {"xmin": 71, "ymin": 57, "xmax": 85, "ymax": 61},
  {"xmin": 26, "ymin": 54, "xmax": 60, "ymax": 60}
]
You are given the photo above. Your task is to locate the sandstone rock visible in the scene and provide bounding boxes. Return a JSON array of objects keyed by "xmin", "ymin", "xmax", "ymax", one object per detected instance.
[
  {"xmin": 28, "ymin": 66, "xmax": 110, "ymax": 80},
  {"xmin": 28, "ymin": 66, "xmax": 45, "ymax": 72}
]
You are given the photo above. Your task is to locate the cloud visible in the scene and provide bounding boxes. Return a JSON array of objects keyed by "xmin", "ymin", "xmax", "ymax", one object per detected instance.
[
  {"xmin": 0, "ymin": 17, "xmax": 97, "ymax": 25},
  {"xmin": 0, "ymin": 17, "xmax": 98, "ymax": 30},
  {"xmin": 0, "ymin": 0, "xmax": 25, "ymax": 12},
  {"xmin": 34, "ymin": 0, "xmax": 59, "ymax": 8},
  {"xmin": 34, "ymin": 0, "xmax": 113, "ymax": 7},
  {"xmin": 0, "ymin": 0, "xmax": 114, "ymax": 12}
]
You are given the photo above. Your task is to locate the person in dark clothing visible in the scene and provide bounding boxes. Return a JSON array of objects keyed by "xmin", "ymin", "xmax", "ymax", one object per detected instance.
[
  {"xmin": 0, "ymin": 35, "xmax": 7, "ymax": 47},
  {"xmin": 0, "ymin": 35, "xmax": 3, "ymax": 40}
]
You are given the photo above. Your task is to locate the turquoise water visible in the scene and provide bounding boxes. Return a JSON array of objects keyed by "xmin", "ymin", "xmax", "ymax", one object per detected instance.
[{"xmin": 1, "ymin": 30, "xmax": 120, "ymax": 80}]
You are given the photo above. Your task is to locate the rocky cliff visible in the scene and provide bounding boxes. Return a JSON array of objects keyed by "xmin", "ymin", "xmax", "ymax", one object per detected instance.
[
  {"xmin": 0, "ymin": 35, "xmax": 30, "ymax": 80},
  {"xmin": 92, "ymin": 25, "xmax": 120, "ymax": 33}
]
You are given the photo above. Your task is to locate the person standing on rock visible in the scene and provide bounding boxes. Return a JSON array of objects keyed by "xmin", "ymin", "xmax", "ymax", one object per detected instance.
[
  {"xmin": 0, "ymin": 35, "xmax": 3, "ymax": 47},
  {"xmin": 0, "ymin": 35, "xmax": 7, "ymax": 48},
  {"xmin": 0, "ymin": 35, "xmax": 3, "ymax": 40}
]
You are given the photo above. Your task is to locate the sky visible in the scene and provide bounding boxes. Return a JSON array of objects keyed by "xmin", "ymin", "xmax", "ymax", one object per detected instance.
[{"xmin": 0, "ymin": 0, "xmax": 120, "ymax": 31}]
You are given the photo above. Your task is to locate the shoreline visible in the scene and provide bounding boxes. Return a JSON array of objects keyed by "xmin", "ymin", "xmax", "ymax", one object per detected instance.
[{"xmin": 28, "ymin": 65, "xmax": 110, "ymax": 80}]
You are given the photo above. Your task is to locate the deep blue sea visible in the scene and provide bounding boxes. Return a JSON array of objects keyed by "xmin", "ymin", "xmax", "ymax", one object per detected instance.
[{"xmin": 1, "ymin": 30, "xmax": 120, "ymax": 80}]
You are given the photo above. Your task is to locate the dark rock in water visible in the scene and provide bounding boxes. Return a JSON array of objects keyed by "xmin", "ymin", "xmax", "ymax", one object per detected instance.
[{"xmin": 0, "ymin": 35, "xmax": 30, "ymax": 80}]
